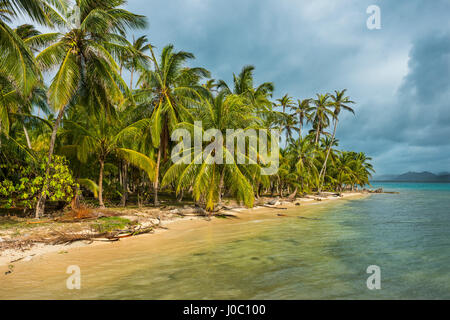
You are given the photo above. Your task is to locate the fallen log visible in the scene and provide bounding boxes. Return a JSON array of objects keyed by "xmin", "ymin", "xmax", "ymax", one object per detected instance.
[{"xmin": 262, "ymin": 204, "xmax": 288, "ymax": 210}]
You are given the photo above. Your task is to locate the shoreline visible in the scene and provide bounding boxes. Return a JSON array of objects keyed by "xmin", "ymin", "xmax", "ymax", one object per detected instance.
[{"xmin": 0, "ymin": 192, "xmax": 369, "ymax": 269}]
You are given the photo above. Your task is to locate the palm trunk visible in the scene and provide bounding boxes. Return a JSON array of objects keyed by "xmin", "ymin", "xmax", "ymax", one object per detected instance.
[
  {"xmin": 177, "ymin": 189, "xmax": 184, "ymax": 202},
  {"xmin": 23, "ymin": 125, "xmax": 31, "ymax": 149},
  {"xmin": 98, "ymin": 159, "xmax": 105, "ymax": 208},
  {"xmin": 298, "ymin": 114, "xmax": 303, "ymax": 138},
  {"xmin": 314, "ymin": 122, "xmax": 321, "ymax": 145},
  {"xmin": 318, "ymin": 119, "xmax": 338, "ymax": 192},
  {"xmin": 153, "ymin": 147, "xmax": 161, "ymax": 205},
  {"xmin": 278, "ymin": 177, "xmax": 283, "ymax": 197},
  {"xmin": 288, "ymin": 186, "xmax": 298, "ymax": 200},
  {"xmin": 130, "ymin": 67, "xmax": 134, "ymax": 90},
  {"xmin": 218, "ymin": 167, "xmax": 225, "ymax": 204},
  {"xmin": 35, "ymin": 105, "xmax": 67, "ymax": 218},
  {"xmin": 120, "ymin": 162, "xmax": 128, "ymax": 207}
]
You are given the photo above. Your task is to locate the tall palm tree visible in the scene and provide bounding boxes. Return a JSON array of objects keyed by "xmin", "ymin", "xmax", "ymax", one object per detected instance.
[
  {"xmin": 34, "ymin": 0, "xmax": 147, "ymax": 217},
  {"xmin": 318, "ymin": 90, "xmax": 355, "ymax": 190},
  {"xmin": 275, "ymin": 94, "xmax": 295, "ymax": 143},
  {"xmin": 311, "ymin": 93, "xmax": 333, "ymax": 146},
  {"xmin": 291, "ymin": 98, "xmax": 313, "ymax": 138},
  {"xmin": 123, "ymin": 35, "xmax": 151, "ymax": 89},
  {"xmin": 136, "ymin": 44, "xmax": 210, "ymax": 205}
]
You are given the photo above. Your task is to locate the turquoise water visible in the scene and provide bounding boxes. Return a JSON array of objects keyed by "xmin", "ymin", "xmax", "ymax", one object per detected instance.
[
  {"xmin": 95, "ymin": 183, "xmax": 450, "ymax": 299},
  {"xmin": 2, "ymin": 182, "xmax": 450, "ymax": 299}
]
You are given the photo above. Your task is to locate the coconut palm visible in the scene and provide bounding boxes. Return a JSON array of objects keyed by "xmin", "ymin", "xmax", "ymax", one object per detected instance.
[
  {"xmin": 122, "ymin": 35, "xmax": 151, "ymax": 89},
  {"xmin": 288, "ymin": 136, "xmax": 319, "ymax": 192},
  {"xmin": 136, "ymin": 44, "xmax": 210, "ymax": 205},
  {"xmin": 34, "ymin": 0, "xmax": 147, "ymax": 217},
  {"xmin": 162, "ymin": 91, "xmax": 260, "ymax": 211},
  {"xmin": 291, "ymin": 98, "xmax": 313, "ymax": 138},
  {"xmin": 318, "ymin": 90, "xmax": 355, "ymax": 190},
  {"xmin": 275, "ymin": 94, "xmax": 295, "ymax": 143},
  {"xmin": 217, "ymin": 65, "xmax": 274, "ymax": 113},
  {"xmin": 0, "ymin": 0, "xmax": 66, "ymax": 92},
  {"xmin": 62, "ymin": 111, "xmax": 154, "ymax": 208},
  {"xmin": 311, "ymin": 93, "xmax": 333, "ymax": 146}
]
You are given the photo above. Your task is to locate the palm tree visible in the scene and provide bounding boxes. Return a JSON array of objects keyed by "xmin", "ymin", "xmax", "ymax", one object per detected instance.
[
  {"xmin": 162, "ymin": 91, "xmax": 258, "ymax": 211},
  {"xmin": 0, "ymin": 0, "xmax": 66, "ymax": 92},
  {"xmin": 289, "ymin": 136, "xmax": 318, "ymax": 193},
  {"xmin": 291, "ymin": 98, "xmax": 313, "ymax": 138},
  {"xmin": 136, "ymin": 44, "xmax": 210, "ymax": 205},
  {"xmin": 275, "ymin": 94, "xmax": 295, "ymax": 144},
  {"xmin": 122, "ymin": 35, "xmax": 151, "ymax": 89},
  {"xmin": 217, "ymin": 65, "xmax": 274, "ymax": 113},
  {"xmin": 63, "ymin": 111, "xmax": 154, "ymax": 208},
  {"xmin": 34, "ymin": 0, "xmax": 147, "ymax": 217},
  {"xmin": 318, "ymin": 90, "xmax": 355, "ymax": 190},
  {"xmin": 311, "ymin": 93, "xmax": 333, "ymax": 146}
]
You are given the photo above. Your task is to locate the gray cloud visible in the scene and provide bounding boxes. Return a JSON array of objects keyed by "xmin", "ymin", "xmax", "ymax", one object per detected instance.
[
  {"xmin": 18, "ymin": 0, "xmax": 449, "ymax": 175},
  {"xmin": 127, "ymin": 0, "xmax": 449, "ymax": 174}
]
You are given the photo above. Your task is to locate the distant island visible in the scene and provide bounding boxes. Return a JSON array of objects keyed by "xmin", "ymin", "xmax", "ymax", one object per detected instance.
[{"xmin": 372, "ymin": 172, "xmax": 450, "ymax": 182}]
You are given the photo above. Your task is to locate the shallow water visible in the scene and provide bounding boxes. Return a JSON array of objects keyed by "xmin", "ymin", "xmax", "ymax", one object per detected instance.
[{"xmin": 1, "ymin": 182, "xmax": 449, "ymax": 299}]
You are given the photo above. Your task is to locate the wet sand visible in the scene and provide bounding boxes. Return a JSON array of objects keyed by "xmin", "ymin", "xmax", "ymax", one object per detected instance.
[{"xmin": 0, "ymin": 192, "xmax": 367, "ymax": 299}]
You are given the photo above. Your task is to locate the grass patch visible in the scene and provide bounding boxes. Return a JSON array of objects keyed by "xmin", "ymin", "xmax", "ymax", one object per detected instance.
[
  {"xmin": 0, "ymin": 217, "xmax": 23, "ymax": 230},
  {"xmin": 0, "ymin": 217, "xmax": 52, "ymax": 231},
  {"xmin": 91, "ymin": 216, "xmax": 134, "ymax": 233}
]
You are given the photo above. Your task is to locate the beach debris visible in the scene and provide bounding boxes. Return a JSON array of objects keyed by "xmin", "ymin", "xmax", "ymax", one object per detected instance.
[
  {"xmin": 214, "ymin": 213, "xmax": 238, "ymax": 219},
  {"xmin": 23, "ymin": 255, "xmax": 34, "ymax": 262},
  {"xmin": 267, "ymin": 198, "xmax": 280, "ymax": 205},
  {"xmin": 262, "ymin": 204, "xmax": 287, "ymax": 210},
  {"xmin": 176, "ymin": 206, "xmax": 208, "ymax": 216},
  {"xmin": 26, "ymin": 220, "xmax": 52, "ymax": 225},
  {"xmin": 277, "ymin": 213, "xmax": 287, "ymax": 217},
  {"xmin": 57, "ymin": 206, "xmax": 120, "ymax": 222},
  {"xmin": 4, "ymin": 264, "xmax": 14, "ymax": 275}
]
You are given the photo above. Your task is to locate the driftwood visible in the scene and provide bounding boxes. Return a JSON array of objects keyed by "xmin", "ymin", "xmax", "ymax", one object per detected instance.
[
  {"xmin": 267, "ymin": 198, "xmax": 280, "ymax": 205},
  {"xmin": 262, "ymin": 204, "xmax": 287, "ymax": 210}
]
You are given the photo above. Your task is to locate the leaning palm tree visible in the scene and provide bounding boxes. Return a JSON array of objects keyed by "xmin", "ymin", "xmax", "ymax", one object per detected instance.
[
  {"xmin": 136, "ymin": 44, "xmax": 210, "ymax": 205},
  {"xmin": 34, "ymin": 0, "xmax": 147, "ymax": 217},
  {"xmin": 318, "ymin": 90, "xmax": 355, "ymax": 189}
]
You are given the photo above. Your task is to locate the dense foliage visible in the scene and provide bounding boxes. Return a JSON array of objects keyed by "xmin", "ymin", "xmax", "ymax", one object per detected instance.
[
  {"xmin": 0, "ymin": 0, "xmax": 374, "ymax": 217},
  {"xmin": 0, "ymin": 155, "xmax": 78, "ymax": 210}
]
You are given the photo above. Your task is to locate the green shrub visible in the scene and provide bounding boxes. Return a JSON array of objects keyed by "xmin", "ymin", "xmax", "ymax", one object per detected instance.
[{"xmin": 0, "ymin": 155, "xmax": 79, "ymax": 210}]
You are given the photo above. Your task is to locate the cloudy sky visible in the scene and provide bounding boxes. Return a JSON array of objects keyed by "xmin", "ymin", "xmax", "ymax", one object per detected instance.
[
  {"xmin": 18, "ymin": 0, "xmax": 450, "ymax": 175},
  {"xmin": 122, "ymin": 0, "xmax": 450, "ymax": 175}
]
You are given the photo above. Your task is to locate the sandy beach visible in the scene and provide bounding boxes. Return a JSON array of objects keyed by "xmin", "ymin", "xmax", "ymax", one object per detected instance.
[{"xmin": 0, "ymin": 192, "xmax": 367, "ymax": 271}]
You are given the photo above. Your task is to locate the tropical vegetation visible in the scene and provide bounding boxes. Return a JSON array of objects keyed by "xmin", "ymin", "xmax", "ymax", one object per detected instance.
[{"xmin": 0, "ymin": 0, "xmax": 374, "ymax": 218}]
